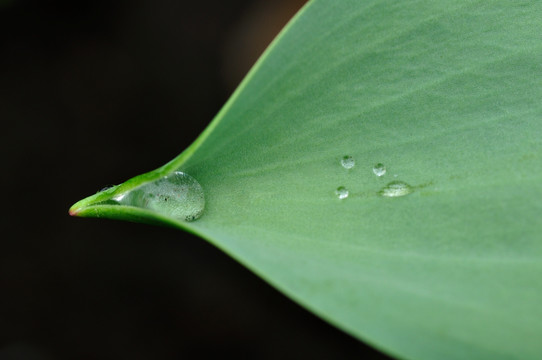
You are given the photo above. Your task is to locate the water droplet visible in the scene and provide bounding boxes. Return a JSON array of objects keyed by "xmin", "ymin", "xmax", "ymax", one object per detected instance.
[
  {"xmin": 335, "ymin": 186, "xmax": 349, "ymax": 199},
  {"xmin": 372, "ymin": 163, "xmax": 386, "ymax": 177},
  {"xmin": 113, "ymin": 171, "xmax": 205, "ymax": 221},
  {"xmin": 340, "ymin": 155, "xmax": 355, "ymax": 169},
  {"xmin": 98, "ymin": 184, "xmax": 116, "ymax": 193},
  {"xmin": 378, "ymin": 181, "xmax": 413, "ymax": 198}
]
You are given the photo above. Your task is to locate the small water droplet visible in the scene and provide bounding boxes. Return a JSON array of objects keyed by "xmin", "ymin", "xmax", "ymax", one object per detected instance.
[
  {"xmin": 340, "ymin": 155, "xmax": 355, "ymax": 169},
  {"xmin": 372, "ymin": 163, "xmax": 386, "ymax": 177},
  {"xmin": 335, "ymin": 186, "xmax": 349, "ymax": 199},
  {"xmin": 113, "ymin": 171, "xmax": 205, "ymax": 221},
  {"xmin": 98, "ymin": 184, "xmax": 116, "ymax": 193},
  {"xmin": 378, "ymin": 181, "xmax": 413, "ymax": 198}
]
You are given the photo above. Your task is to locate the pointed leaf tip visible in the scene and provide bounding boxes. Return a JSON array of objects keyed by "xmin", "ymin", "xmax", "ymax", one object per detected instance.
[{"xmin": 68, "ymin": 206, "xmax": 80, "ymax": 217}]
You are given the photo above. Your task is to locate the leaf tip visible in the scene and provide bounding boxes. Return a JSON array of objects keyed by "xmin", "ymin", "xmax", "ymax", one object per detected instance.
[{"xmin": 68, "ymin": 205, "xmax": 80, "ymax": 217}]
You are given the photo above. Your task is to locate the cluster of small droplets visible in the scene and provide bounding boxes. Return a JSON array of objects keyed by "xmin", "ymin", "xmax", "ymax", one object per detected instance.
[{"xmin": 335, "ymin": 157, "xmax": 415, "ymax": 199}]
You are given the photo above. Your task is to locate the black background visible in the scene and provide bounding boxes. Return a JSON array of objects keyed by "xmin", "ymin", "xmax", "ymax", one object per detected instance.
[{"xmin": 0, "ymin": 0, "xmax": 391, "ymax": 359}]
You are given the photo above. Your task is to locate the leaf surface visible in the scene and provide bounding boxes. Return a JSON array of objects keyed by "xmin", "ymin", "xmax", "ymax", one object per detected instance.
[{"xmin": 71, "ymin": 1, "xmax": 542, "ymax": 359}]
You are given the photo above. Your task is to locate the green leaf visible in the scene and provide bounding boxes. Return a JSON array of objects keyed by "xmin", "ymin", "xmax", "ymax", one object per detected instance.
[{"xmin": 70, "ymin": 1, "xmax": 542, "ymax": 359}]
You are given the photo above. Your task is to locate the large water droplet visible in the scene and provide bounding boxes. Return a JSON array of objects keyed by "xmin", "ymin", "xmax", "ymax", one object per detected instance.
[
  {"xmin": 335, "ymin": 186, "xmax": 349, "ymax": 199},
  {"xmin": 372, "ymin": 163, "xmax": 386, "ymax": 177},
  {"xmin": 113, "ymin": 171, "xmax": 205, "ymax": 221},
  {"xmin": 340, "ymin": 155, "xmax": 355, "ymax": 169},
  {"xmin": 378, "ymin": 181, "xmax": 413, "ymax": 198}
]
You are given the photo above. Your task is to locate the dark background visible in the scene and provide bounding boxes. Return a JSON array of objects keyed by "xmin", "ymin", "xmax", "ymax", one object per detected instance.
[{"xmin": 0, "ymin": 1, "xmax": 390, "ymax": 359}]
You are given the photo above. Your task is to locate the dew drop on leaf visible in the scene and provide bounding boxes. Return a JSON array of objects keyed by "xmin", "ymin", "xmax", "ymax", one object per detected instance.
[
  {"xmin": 372, "ymin": 163, "xmax": 386, "ymax": 177},
  {"xmin": 97, "ymin": 184, "xmax": 116, "ymax": 193},
  {"xmin": 335, "ymin": 186, "xmax": 349, "ymax": 199},
  {"xmin": 340, "ymin": 155, "xmax": 355, "ymax": 169},
  {"xmin": 113, "ymin": 171, "xmax": 205, "ymax": 221},
  {"xmin": 378, "ymin": 181, "xmax": 413, "ymax": 198}
]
